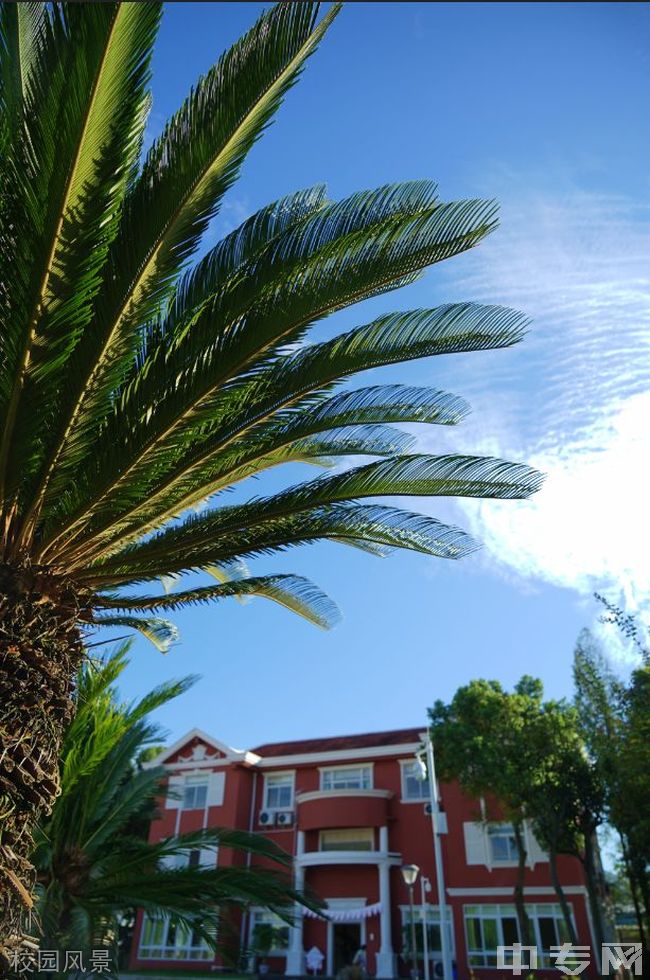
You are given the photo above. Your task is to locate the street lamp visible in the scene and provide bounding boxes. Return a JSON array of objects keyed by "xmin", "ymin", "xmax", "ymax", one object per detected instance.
[
  {"xmin": 414, "ymin": 734, "xmax": 453, "ymax": 980},
  {"xmin": 421, "ymin": 876, "xmax": 432, "ymax": 980},
  {"xmin": 401, "ymin": 863, "xmax": 420, "ymax": 980}
]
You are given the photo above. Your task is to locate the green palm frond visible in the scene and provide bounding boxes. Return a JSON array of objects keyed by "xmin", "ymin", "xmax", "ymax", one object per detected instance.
[
  {"xmin": 54, "ymin": 195, "xmax": 497, "ymax": 529},
  {"xmin": 79, "ymin": 454, "xmax": 539, "ymax": 585},
  {"xmin": 0, "ymin": 3, "xmax": 160, "ymax": 511},
  {"xmin": 40, "ymin": 302, "xmax": 522, "ymax": 561},
  {"xmin": 94, "ymin": 614, "xmax": 180, "ymax": 653},
  {"xmin": 1, "ymin": 1, "xmax": 541, "ymax": 647},
  {"xmin": 97, "ymin": 574, "xmax": 340, "ymax": 630},
  {"xmin": 19, "ymin": 2, "xmax": 340, "ymax": 540},
  {"xmin": 35, "ymin": 647, "xmax": 315, "ymax": 957},
  {"xmin": 75, "ymin": 388, "xmax": 465, "ymax": 554}
]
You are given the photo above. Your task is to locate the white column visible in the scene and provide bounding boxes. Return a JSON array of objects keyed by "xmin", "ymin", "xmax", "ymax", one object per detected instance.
[
  {"xmin": 376, "ymin": 827, "xmax": 395, "ymax": 979},
  {"xmin": 286, "ymin": 832, "xmax": 305, "ymax": 975}
]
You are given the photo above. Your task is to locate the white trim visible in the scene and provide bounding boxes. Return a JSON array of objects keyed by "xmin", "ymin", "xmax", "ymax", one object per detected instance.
[
  {"xmin": 319, "ymin": 827, "xmax": 375, "ymax": 851},
  {"xmin": 399, "ymin": 758, "xmax": 431, "ymax": 803},
  {"xmin": 297, "ymin": 788, "xmax": 392, "ymax": 804},
  {"xmin": 448, "ymin": 886, "xmax": 589, "ymax": 896},
  {"xmin": 144, "ymin": 728, "xmax": 260, "ymax": 769},
  {"xmin": 297, "ymin": 850, "xmax": 401, "ymax": 867},
  {"xmin": 319, "ymin": 762, "xmax": 374, "ymax": 791},
  {"xmin": 262, "ymin": 770, "xmax": 296, "ymax": 811},
  {"xmin": 149, "ymin": 733, "xmax": 422, "ymax": 770},
  {"xmin": 256, "ymin": 743, "xmax": 422, "ymax": 766}
]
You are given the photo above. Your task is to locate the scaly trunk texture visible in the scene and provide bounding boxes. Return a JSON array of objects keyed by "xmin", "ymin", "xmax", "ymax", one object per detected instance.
[{"xmin": 0, "ymin": 564, "xmax": 87, "ymax": 965}]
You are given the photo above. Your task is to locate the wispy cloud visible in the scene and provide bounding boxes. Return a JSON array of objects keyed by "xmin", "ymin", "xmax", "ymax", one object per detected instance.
[{"xmin": 417, "ymin": 178, "xmax": 650, "ymax": 644}]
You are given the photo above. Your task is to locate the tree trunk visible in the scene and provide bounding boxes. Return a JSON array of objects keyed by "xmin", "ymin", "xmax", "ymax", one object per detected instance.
[
  {"xmin": 0, "ymin": 564, "xmax": 86, "ymax": 968},
  {"xmin": 619, "ymin": 833, "xmax": 648, "ymax": 951},
  {"xmin": 582, "ymin": 830, "xmax": 605, "ymax": 976},
  {"xmin": 548, "ymin": 845, "xmax": 578, "ymax": 944},
  {"xmin": 512, "ymin": 820, "xmax": 533, "ymax": 945}
]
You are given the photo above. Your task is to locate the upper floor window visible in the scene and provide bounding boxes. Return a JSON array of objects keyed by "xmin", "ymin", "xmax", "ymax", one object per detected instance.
[
  {"xmin": 321, "ymin": 765, "xmax": 372, "ymax": 791},
  {"xmin": 487, "ymin": 823, "xmax": 518, "ymax": 862},
  {"xmin": 264, "ymin": 772, "xmax": 294, "ymax": 809},
  {"xmin": 182, "ymin": 775, "xmax": 208, "ymax": 810},
  {"xmin": 401, "ymin": 760, "xmax": 430, "ymax": 800},
  {"xmin": 320, "ymin": 827, "xmax": 374, "ymax": 851}
]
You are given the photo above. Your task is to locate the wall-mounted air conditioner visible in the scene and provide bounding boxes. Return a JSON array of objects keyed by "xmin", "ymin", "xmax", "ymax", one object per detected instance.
[
  {"xmin": 276, "ymin": 810, "xmax": 295, "ymax": 826},
  {"xmin": 258, "ymin": 809, "xmax": 276, "ymax": 826}
]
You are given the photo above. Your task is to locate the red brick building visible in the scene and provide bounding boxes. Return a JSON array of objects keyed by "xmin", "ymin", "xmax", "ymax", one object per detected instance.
[{"xmin": 131, "ymin": 727, "xmax": 596, "ymax": 977}]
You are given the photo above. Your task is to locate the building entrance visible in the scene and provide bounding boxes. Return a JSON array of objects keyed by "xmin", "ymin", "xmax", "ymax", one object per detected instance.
[{"xmin": 333, "ymin": 923, "xmax": 361, "ymax": 975}]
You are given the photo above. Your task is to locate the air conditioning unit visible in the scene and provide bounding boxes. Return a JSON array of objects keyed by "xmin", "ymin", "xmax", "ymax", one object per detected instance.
[
  {"xmin": 258, "ymin": 809, "xmax": 276, "ymax": 826},
  {"xmin": 431, "ymin": 958, "xmax": 444, "ymax": 979},
  {"xmin": 276, "ymin": 810, "xmax": 295, "ymax": 826},
  {"xmin": 424, "ymin": 802, "xmax": 433, "ymax": 815}
]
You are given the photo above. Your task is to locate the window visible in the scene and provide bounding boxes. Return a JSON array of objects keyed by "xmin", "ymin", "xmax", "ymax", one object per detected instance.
[
  {"xmin": 264, "ymin": 772, "xmax": 294, "ymax": 809},
  {"xmin": 249, "ymin": 910, "xmax": 290, "ymax": 954},
  {"xmin": 139, "ymin": 913, "xmax": 215, "ymax": 961},
  {"xmin": 487, "ymin": 824, "xmax": 519, "ymax": 863},
  {"xmin": 160, "ymin": 846, "xmax": 217, "ymax": 871},
  {"xmin": 400, "ymin": 907, "xmax": 453, "ymax": 959},
  {"xmin": 182, "ymin": 776, "xmax": 208, "ymax": 810},
  {"xmin": 401, "ymin": 760, "xmax": 430, "ymax": 801},
  {"xmin": 464, "ymin": 904, "xmax": 573, "ymax": 968},
  {"xmin": 320, "ymin": 828, "xmax": 374, "ymax": 851},
  {"xmin": 321, "ymin": 765, "xmax": 372, "ymax": 791}
]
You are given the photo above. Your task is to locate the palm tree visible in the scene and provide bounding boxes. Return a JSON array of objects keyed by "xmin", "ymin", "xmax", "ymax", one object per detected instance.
[
  {"xmin": 33, "ymin": 644, "xmax": 317, "ymax": 977},
  {"xmin": 0, "ymin": 1, "xmax": 541, "ymax": 956}
]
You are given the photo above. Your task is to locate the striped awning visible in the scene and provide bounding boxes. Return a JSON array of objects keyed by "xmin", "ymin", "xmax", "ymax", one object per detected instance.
[{"xmin": 303, "ymin": 902, "xmax": 382, "ymax": 922}]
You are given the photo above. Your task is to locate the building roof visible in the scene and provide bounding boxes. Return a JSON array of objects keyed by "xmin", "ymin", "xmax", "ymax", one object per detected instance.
[{"xmin": 251, "ymin": 727, "xmax": 423, "ymax": 757}]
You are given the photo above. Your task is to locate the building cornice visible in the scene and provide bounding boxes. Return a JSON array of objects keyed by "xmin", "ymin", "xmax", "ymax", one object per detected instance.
[{"xmin": 297, "ymin": 789, "xmax": 393, "ymax": 804}]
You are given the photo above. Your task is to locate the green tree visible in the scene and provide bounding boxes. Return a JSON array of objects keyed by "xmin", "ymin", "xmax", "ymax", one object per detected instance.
[
  {"xmin": 573, "ymin": 630, "xmax": 649, "ymax": 947},
  {"xmin": 525, "ymin": 705, "xmax": 608, "ymax": 954},
  {"xmin": 430, "ymin": 677, "xmax": 611, "ymax": 951},
  {"xmin": 32, "ymin": 645, "xmax": 314, "ymax": 978},
  {"xmin": 0, "ymin": 2, "xmax": 541, "ymax": 954},
  {"xmin": 429, "ymin": 677, "xmax": 548, "ymax": 944}
]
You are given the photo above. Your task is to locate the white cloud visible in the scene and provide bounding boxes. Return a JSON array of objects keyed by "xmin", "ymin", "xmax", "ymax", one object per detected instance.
[{"xmin": 418, "ymin": 181, "xmax": 650, "ymax": 644}]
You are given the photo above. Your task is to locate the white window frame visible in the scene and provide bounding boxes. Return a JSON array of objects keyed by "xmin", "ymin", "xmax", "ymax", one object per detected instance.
[
  {"xmin": 399, "ymin": 905, "xmax": 455, "ymax": 957},
  {"xmin": 160, "ymin": 845, "xmax": 218, "ymax": 872},
  {"xmin": 139, "ymin": 912, "xmax": 215, "ymax": 961},
  {"xmin": 319, "ymin": 827, "xmax": 375, "ymax": 852},
  {"xmin": 182, "ymin": 774, "xmax": 209, "ymax": 810},
  {"xmin": 486, "ymin": 823, "xmax": 519, "ymax": 864},
  {"xmin": 263, "ymin": 771, "xmax": 295, "ymax": 811},
  {"xmin": 319, "ymin": 764, "xmax": 373, "ymax": 792},
  {"xmin": 249, "ymin": 908, "xmax": 291, "ymax": 956},
  {"xmin": 400, "ymin": 759, "xmax": 431, "ymax": 802},
  {"xmin": 463, "ymin": 903, "xmax": 574, "ymax": 969}
]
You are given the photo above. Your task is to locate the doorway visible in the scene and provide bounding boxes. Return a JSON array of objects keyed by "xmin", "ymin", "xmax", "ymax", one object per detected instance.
[{"xmin": 333, "ymin": 923, "xmax": 361, "ymax": 974}]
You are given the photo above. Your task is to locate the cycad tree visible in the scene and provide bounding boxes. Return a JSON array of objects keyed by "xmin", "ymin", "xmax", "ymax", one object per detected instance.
[
  {"xmin": 0, "ymin": 0, "xmax": 541, "ymax": 957},
  {"xmin": 32, "ymin": 645, "xmax": 316, "ymax": 979}
]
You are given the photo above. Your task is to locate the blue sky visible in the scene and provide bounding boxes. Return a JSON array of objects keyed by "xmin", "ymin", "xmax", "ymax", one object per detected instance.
[{"xmin": 111, "ymin": 2, "xmax": 649, "ymax": 749}]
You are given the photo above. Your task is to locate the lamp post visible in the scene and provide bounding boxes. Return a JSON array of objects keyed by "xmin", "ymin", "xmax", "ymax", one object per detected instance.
[
  {"xmin": 414, "ymin": 734, "xmax": 453, "ymax": 980},
  {"xmin": 401, "ymin": 863, "xmax": 420, "ymax": 980},
  {"xmin": 420, "ymin": 876, "xmax": 432, "ymax": 980}
]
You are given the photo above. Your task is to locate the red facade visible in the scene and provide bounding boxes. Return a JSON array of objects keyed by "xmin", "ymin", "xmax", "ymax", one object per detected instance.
[{"xmin": 131, "ymin": 727, "xmax": 596, "ymax": 978}]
